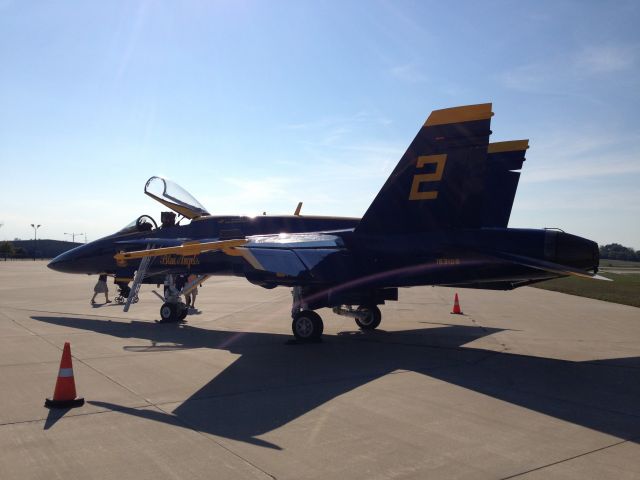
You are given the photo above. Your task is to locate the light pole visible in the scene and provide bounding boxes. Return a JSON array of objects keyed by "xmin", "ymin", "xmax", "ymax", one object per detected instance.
[
  {"xmin": 64, "ymin": 232, "xmax": 84, "ymax": 243},
  {"xmin": 30, "ymin": 224, "xmax": 41, "ymax": 260}
]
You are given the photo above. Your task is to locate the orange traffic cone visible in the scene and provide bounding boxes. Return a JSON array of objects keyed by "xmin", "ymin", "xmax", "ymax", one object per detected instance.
[
  {"xmin": 45, "ymin": 342, "xmax": 84, "ymax": 408},
  {"xmin": 451, "ymin": 293, "xmax": 463, "ymax": 315}
]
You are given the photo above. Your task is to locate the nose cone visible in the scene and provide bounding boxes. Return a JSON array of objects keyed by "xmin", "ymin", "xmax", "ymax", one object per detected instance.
[
  {"xmin": 48, "ymin": 242, "xmax": 109, "ymax": 274},
  {"xmin": 48, "ymin": 246, "xmax": 83, "ymax": 273}
]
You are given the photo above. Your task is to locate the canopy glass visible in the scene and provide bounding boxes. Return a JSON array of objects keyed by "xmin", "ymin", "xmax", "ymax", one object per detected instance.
[{"xmin": 144, "ymin": 176, "xmax": 210, "ymax": 219}]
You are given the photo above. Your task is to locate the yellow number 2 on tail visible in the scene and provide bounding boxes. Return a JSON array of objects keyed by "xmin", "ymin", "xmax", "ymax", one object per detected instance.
[{"xmin": 409, "ymin": 154, "xmax": 447, "ymax": 200}]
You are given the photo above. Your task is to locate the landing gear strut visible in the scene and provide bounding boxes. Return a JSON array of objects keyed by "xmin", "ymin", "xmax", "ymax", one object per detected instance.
[{"xmin": 290, "ymin": 286, "xmax": 323, "ymax": 341}]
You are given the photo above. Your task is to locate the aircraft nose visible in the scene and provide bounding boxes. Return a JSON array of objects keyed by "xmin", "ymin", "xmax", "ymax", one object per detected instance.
[
  {"xmin": 48, "ymin": 243, "xmax": 101, "ymax": 274},
  {"xmin": 48, "ymin": 249, "xmax": 77, "ymax": 273}
]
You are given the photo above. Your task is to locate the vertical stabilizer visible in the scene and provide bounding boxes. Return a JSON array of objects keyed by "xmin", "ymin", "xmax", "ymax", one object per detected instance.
[
  {"xmin": 483, "ymin": 140, "xmax": 529, "ymax": 227},
  {"xmin": 356, "ymin": 104, "xmax": 494, "ymax": 234}
]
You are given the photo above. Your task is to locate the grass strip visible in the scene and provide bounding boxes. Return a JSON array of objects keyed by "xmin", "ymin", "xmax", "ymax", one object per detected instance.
[{"xmin": 533, "ymin": 272, "xmax": 640, "ymax": 308}]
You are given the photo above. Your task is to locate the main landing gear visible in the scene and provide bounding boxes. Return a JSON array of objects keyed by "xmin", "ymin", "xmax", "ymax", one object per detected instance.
[
  {"xmin": 292, "ymin": 310, "xmax": 324, "ymax": 341},
  {"xmin": 332, "ymin": 305, "xmax": 382, "ymax": 330},
  {"xmin": 289, "ymin": 287, "xmax": 383, "ymax": 342},
  {"xmin": 290, "ymin": 287, "xmax": 323, "ymax": 341}
]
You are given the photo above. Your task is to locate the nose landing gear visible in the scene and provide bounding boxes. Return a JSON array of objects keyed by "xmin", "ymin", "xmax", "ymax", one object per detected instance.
[
  {"xmin": 160, "ymin": 301, "xmax": 188, "ymax": 322},
  {"xmin": 158, "ymin": 274, "xmax": 188, "ymax": 323}
]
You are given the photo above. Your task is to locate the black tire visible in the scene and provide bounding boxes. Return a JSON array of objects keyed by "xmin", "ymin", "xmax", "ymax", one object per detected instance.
[
  {"xmin": 292, "ymin": 310, "xmax": 324, "ymax": 341},
  {"xmin": 178, "ymin": 305, "xmax": 188, "ymax": 321},
  {"xmin": 355, "ymin": 305, "xmax": 382, "ymax": 330},
  {"xmin": 160, "ymin": 302, "xmax": 177, "ymax": 322}
]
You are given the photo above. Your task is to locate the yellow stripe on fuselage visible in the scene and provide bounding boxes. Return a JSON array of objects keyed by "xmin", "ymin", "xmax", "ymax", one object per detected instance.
[{"xmin": 224, "ymin": 247, "xmax": 264, "ymax": 270}]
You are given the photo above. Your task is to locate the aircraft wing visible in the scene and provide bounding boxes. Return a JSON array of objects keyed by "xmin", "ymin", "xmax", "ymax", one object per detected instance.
[{"xmin": 230, "ymin": 233, "xmax": 346, "ymax": 279}]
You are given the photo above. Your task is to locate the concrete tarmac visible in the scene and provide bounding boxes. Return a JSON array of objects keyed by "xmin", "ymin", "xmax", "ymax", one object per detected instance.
[{"xmin": 0, "ymin": 261, "xmax": 639, "ymax": 479}]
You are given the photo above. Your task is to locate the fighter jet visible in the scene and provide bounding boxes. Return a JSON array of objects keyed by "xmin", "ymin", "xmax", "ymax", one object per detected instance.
[{"xmin": 110, "ymin": 103, "xmax": 603, "ymax": 340}]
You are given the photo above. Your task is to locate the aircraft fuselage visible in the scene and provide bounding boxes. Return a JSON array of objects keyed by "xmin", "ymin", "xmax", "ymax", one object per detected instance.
[{"xmin": 47, "ymin": 214, "xmax": 360, "ymax": 279}]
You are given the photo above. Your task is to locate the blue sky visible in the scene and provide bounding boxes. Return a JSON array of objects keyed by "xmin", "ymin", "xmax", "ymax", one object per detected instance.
[{"xmin": 1, "ymin": 0, "xmax": 639, "ymax": 248}]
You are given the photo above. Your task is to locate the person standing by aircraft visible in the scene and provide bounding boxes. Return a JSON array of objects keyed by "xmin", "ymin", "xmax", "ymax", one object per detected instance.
[
  {"xmin": 185, "ymin": 274, "xmax": 199, "ymax": 311},
  {"xmin": 91, "ymin": 274, "xmax": 111, "ymax": 305}
]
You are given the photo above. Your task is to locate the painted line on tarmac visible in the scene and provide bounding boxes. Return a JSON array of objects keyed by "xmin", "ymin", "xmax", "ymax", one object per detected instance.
[{"xmin": 499, "ymin": 437, "xmax": 637, "ymax": 479}]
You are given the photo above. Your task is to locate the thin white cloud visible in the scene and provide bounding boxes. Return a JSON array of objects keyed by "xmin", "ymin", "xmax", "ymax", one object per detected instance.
[
  {"xmin": 222, "ymin": 176, "xmax": 290, "ymax": 202},
  {"xmin": 574, "ymin": 45, "xmax": 636, "ymax": 74},
  {"xmin": 198, "ymin": 137, "xmax": 405, "ymax": 218},
  {"xmin": 279, "ymin": 111, "xmax": 402, "ymax": 182},
  {"xmin": 389, "ymin": 63, "xmax": 428, "ymax": 83},
  {"xmin": 522, "ymin": 130, "xmax": 640, "ymax": 182},
  {"xmin": 114, "ymin": 0, "xmax": 153, "ymax": 82},
  {"xmin": 283, "ymin": 110, "xmax": 392, "ymax": 132},
  {"xmin": 515, "ymin": 189, "xmax": 640, "ymax": 212},
  {"xmin": 523, "ymin": 158, "xmax": 640, "ymax": 183},
  {"xmin": 498, "ymin": 62, "xmax": 553, "ymax": 93},
  {"xmin": 498, "ymin": 43, "xmax": 638, "ymax": 94}
]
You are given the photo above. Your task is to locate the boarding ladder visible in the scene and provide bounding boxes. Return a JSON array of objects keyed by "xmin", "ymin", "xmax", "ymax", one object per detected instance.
[{"xmin": 124, "ymin": 245, "xmax": 154, "ymax": 312}]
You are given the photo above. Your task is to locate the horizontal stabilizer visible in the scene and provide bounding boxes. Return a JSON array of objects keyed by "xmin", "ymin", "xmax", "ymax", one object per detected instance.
[{"xmin": 489, "ymin": 251, "xmax": 610, "ymax": 281}]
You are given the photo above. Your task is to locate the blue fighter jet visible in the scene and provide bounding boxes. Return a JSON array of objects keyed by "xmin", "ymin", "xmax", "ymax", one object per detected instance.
[{"xmin": 52, "ymin": 104, "xmax": 603, "ymax": 336}]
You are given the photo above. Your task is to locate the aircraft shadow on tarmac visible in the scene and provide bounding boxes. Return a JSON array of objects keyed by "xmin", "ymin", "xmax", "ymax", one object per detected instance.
[{"xmin": 32, "ymin": 315, "xmax": 640, "ymax": 449}]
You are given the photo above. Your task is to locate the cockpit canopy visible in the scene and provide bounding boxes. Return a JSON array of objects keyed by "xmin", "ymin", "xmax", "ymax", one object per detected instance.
[
  {"xmin": 116, "ymin": 215, "xmax": 158, "ymax": 234},
  {"xmin": 144, "ymin": 176, "xmax": 210, "ymax": 219},
  {"xmin": 116, "ymin": 177, "xmax": 210, "ymax": 235}
]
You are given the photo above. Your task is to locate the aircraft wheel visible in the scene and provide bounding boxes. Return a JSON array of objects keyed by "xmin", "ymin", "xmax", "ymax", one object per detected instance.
[
  {"xmin": 292, "ymin": 310, "xmax": 324, "ymax": 341},
  {"xmin": 355, "ymin": 305, "xmax": 381, "ymax": 330},
  {"xmin": 160, "ymin": 302, "xmax": 177, "ymax": 322},
  {"xmin": 178, "ymin": 304, "xmax": 188, "ymax": 321}
]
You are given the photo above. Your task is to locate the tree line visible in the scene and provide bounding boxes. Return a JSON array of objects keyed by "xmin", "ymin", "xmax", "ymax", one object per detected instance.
[
  {"xmin": 599, "ymin": 243, "xmax": 640, "ymax": 262},
  {"xmin": 0, "ymin": 241, "xmax": 27, "ymax": 258}
]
